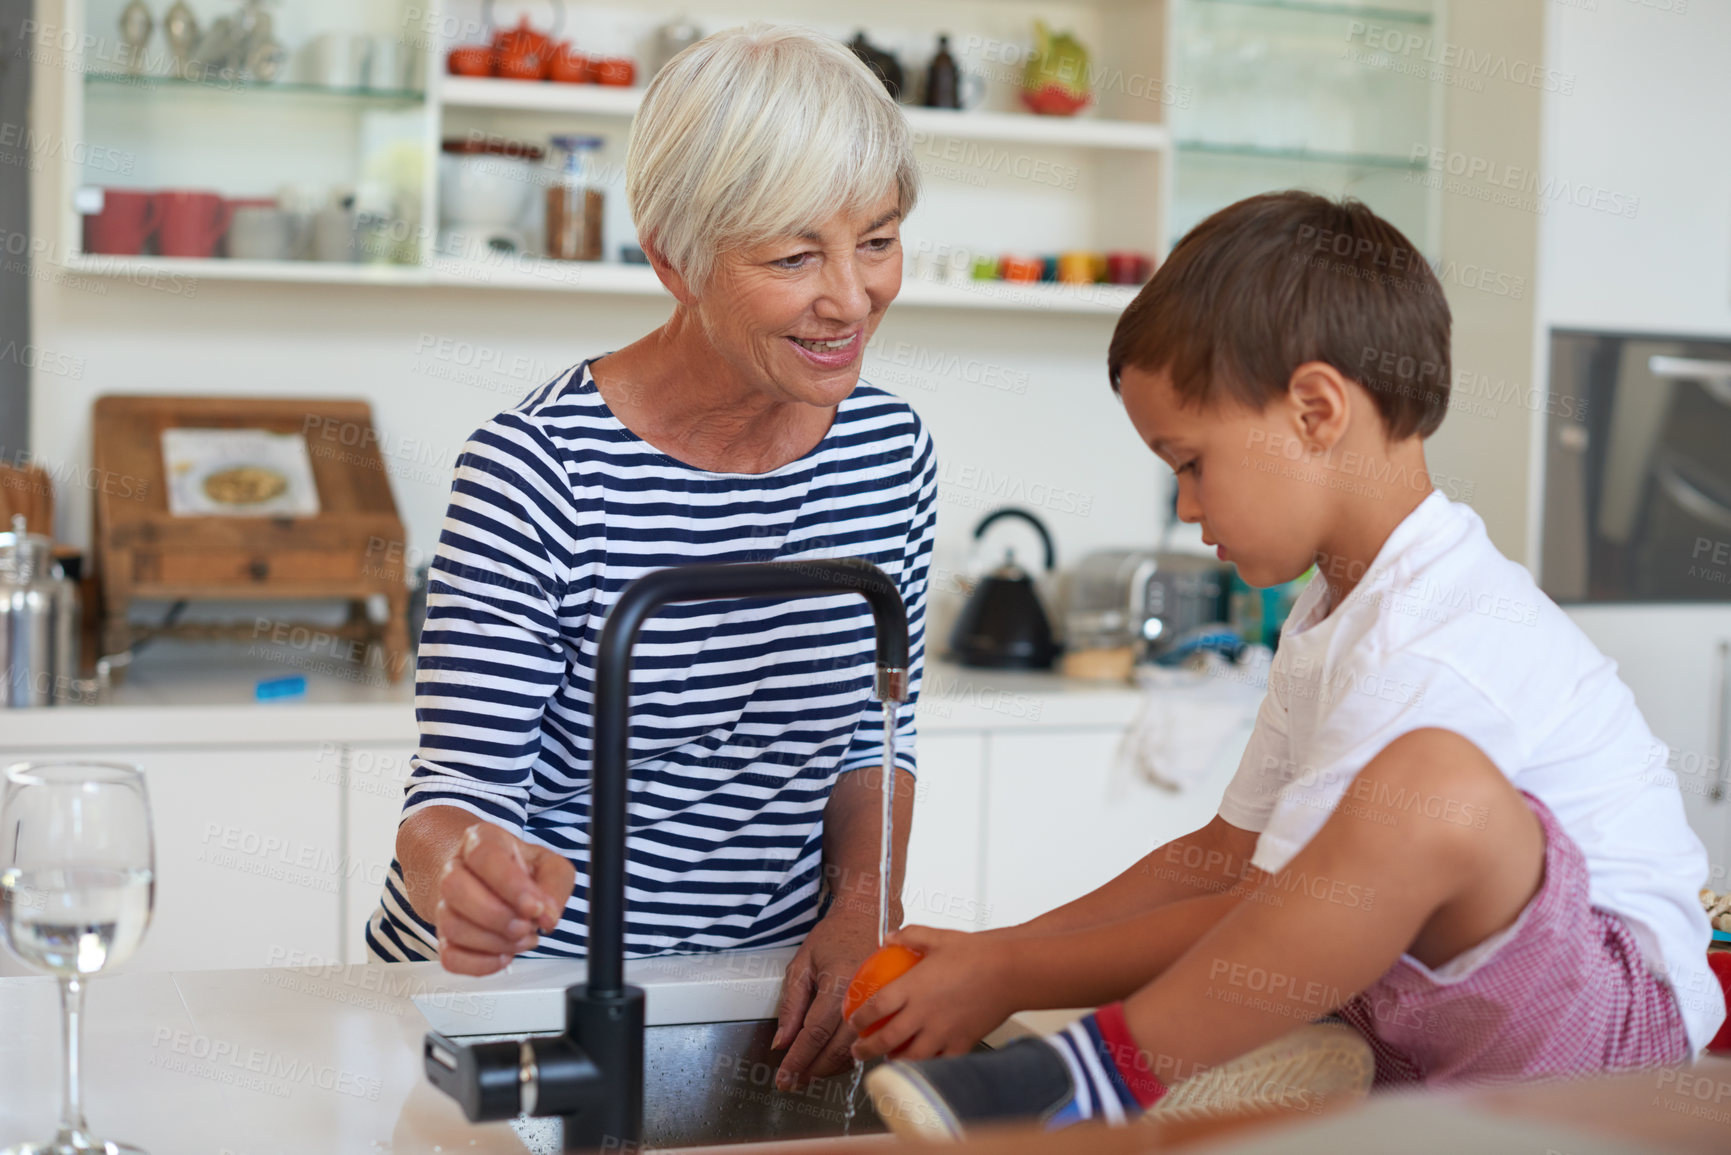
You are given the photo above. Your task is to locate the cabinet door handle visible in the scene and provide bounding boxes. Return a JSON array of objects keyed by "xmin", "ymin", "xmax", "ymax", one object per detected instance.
[
  {"xmin": 1648, "ymin": 355, "xmax": 1731, "ymax": 407},
  {"xmin": 1715, "ymin": 640, "xmax": 1730, "ymax": 804}
]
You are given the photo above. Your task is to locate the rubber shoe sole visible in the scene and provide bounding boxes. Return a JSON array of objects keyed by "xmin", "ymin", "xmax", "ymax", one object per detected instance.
[
  {"xmin": 1148, "ymin": 1021, "xmax": 1375, "ymax": 1123},
  {"xmin": 865, "ymin": 1061, "xmax": 968, "ymax": 1140}
]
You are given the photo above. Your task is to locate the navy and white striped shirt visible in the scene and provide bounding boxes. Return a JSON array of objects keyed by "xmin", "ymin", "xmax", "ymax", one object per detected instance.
[{"xmin": 366, "ymin": 360, "xmax": 936, "ymax": 962}]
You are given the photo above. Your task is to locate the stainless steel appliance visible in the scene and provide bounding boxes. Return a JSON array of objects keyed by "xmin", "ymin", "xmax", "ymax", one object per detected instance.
[
  {"xmin": 1064, "ymin": 548, "xmax": 1229, "ymax": 658},
  {"xmin": 1543, "ymin": 331, "xmax": 1731, "ymax": 602},
  {"xmin": 0, "ymin": 515, "xmax": 81, "ymax": 706}
]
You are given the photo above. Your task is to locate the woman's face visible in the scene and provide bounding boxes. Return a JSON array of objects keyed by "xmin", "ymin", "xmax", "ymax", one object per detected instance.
[{"xmin": 692, "ymin": 187, "xmax": 903, "ymax": 408}]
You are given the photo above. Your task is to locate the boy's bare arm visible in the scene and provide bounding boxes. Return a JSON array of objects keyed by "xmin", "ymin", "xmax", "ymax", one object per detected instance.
[
  {"xmin": 1009, "ymin": 815, "xmax": 1261, "ymax": 937},
  {"xmin": 995, "ymin": 888, "xmax": 1248, "ymax": 1010}
]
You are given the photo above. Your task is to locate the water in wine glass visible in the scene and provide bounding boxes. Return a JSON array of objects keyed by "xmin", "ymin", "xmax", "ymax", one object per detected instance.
[{"xmin": 0, "ymin": 865, "xmax": 154, "ymax": 977}]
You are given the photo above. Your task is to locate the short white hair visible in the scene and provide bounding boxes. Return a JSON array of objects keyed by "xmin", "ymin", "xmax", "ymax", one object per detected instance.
[{"xmin": 627, "ymin": 24, "xmax": 919, "ymax": 290}]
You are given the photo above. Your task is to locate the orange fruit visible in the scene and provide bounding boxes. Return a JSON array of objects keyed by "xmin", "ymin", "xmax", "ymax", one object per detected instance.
[{"xmin": 843, "ymin": 944, "xmax": 924, "ymax": 1036}]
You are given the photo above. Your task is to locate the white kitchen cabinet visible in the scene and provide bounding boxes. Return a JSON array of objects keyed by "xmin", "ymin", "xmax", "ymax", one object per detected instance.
[
  {"xmin": 0, "ymin": 743, "xmax": 343, "ymax": 977},
  {"xmin": 900, "ymin": 733, "xmax": 987, "ymax": 932},
  {"xmin": 1568, "ymin": 606, "xmax": 1731, "ymax": 892},
  {"xmin": 980, "ymin": 722, "xmax": 1246, "ymax": 929},
  {"xmin": 334, "ymin": 742, "xmax": 417, "ymax": 963}
]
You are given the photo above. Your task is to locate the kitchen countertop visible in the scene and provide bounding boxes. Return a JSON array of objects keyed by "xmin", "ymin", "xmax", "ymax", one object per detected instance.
[
  {"xmin": 0, "ymin": 948, "xmax": 1065, "ymax": 1154},
  {"xmin": 1, "ymin": 641, "xmax": 1147, "ymax": 749},
  {"xmin": 3, "ymin": 951, "xmax": 1724, "ymax": 1155}
]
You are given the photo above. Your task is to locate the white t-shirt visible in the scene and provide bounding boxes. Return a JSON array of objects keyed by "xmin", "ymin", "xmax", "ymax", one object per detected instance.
[{"xmin": 1218, "ymin": 491, "xmax": 1724, "ymax": 1056}]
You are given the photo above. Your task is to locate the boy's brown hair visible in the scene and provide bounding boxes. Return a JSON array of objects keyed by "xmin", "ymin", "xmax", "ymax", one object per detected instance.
[{"xmin": 1108, "ymin": 191, "xmax": 1452, "ymax": 440}]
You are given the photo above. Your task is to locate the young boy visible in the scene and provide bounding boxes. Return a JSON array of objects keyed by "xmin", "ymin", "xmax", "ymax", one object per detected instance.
[{"xmin": 849, "ymin": 191, "xmax": 1725, "ymax": 1135}]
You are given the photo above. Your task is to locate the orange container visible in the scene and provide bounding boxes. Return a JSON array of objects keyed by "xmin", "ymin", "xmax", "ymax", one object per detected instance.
[{"xmin": 999, "ymin": 255, "xmax": 1042, "ymax": 284}]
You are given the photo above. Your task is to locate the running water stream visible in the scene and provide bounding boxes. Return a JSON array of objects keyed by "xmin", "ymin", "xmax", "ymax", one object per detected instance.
[
  {"xmin": 846, "ymin": 699, "xmax": 900, "ymax": 1137},
  {"xmin": 878, "ymin": 701, "xmax": 898, "ymax": 947}
]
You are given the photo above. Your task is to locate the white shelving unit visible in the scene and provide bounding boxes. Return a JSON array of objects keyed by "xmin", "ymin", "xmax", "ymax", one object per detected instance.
[
  {"xmin": 442, "ymin": 74, "xmax": 1173, "ymax": 152},
  {"xmin": 55, "ymin": 0, "xmax": 1174, "ymax": 315}
]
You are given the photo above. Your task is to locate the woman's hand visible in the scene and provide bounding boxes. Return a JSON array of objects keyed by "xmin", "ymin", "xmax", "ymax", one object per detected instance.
[
  {"xmin": 846, "ymin": 925, "xmax": 1018, "ymax": 1063},
  {"xmin": 433, "ymin": 822, "xmax": 574, "ymax": 976},
  {"xmin": 770, "ymin": 909, "xmax": 879, "ymax": 1088}
]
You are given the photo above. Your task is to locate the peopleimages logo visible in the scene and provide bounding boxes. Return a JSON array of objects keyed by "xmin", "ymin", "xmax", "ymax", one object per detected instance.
[
  {"xmin": 1345, "ymin": 23, "xmax": 1577, "ymax": 94},
  {"xmin": 1408, "ymin": 146, "xmax": 1640, "ymax": 219}
]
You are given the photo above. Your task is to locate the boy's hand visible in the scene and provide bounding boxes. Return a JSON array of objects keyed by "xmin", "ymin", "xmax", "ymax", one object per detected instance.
[{"xmin": 846, "ymin": 925, "xmax": 1016, "ymax": 1062}]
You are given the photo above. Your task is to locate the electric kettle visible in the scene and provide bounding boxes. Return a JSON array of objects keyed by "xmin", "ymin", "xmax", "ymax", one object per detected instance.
[{"xmin": 949, "ymin": 507, "xmax": 1059, "ymax": 669}]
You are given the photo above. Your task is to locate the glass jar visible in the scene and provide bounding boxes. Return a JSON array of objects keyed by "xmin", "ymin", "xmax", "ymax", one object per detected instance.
[{"xmin": 545, "ymin": 134, "xmax": 605, "ymax": 262}]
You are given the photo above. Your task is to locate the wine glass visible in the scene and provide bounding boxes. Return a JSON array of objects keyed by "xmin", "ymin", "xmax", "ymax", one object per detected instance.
[{"xmin": 0, "ymin": 762, "xmax": 155, "ymax": 1155}]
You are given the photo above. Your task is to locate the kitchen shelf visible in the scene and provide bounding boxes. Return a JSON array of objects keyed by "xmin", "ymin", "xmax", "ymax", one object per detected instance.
[
  {"xmin": 61, "ymin": 254, "xmax": 431, "ymax": 285},
  {"xmin": 56, "ymin": 253, "xmax": 1137, "ymax": 314},
  {"xmin": 1188, "ymin": 0, "xmax": 1432, "ymax": 23},
  {"xmin": 428, "ymin": 255, "xmax": 663, "ymax": 293},
  {"xmin": 903, "ymin": 108, "xmax": 1169, "ymax": 152},
  {"xmin": 83, "ymin": 71, "xmax": 426, "ymax": 105},
  {"xmin": 1175, "ymin": 139, "xmax": 1427, "ymax": 170},
  {"xmin": 439, "ymin": 76, "xmax": 1171, "ymax": 153},
  {"xmin": 431, "ymin": 257, "xmax": 1138, "ymax": 313},
  {"xmin": 439, "ymin": 76, "xmax": 646, "ymax": 116},
  {"xmin": 895, "ymin": 277, "xmax": 1139, "ymax": 313}
]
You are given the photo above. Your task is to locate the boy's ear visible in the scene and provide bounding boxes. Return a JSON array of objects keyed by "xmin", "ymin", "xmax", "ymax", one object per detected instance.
[{"xmin": 1285, "ymin": 362, "xmax": 1352, "ymax": 453}]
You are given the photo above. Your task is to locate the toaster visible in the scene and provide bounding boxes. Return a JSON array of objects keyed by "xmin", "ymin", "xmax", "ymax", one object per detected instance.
[{"xmin": 1064, "ymin": 549, "xmax": 1230, "ymax": 657}]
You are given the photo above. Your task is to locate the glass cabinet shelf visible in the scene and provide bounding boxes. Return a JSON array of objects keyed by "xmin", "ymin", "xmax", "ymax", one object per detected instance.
[
  {"xmin": 1189, "ymin": 0, "xmax": 1433, "ymax": 24},
  {"xmin": 1176, "ymin": 139, "xmax": 1426, "ymax": 170},
  {"xmin": 84, "ymin": 71, "xmax": 425, "ymax": 105}
]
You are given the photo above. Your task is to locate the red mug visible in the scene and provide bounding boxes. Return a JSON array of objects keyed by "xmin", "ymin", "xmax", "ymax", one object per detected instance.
[
  {"xmin": 155, "ymin": 190, "xmax": 233, "ymax": 258},
  {"xmin": 83, "ymin": 188, "xmax": 160, "ymax": 255},
  {"xmin": 1106, "ymin": 251, "xmax": 1153, "ymax": 286}
]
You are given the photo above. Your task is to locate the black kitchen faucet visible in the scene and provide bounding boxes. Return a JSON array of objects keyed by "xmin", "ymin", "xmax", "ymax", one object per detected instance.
[{"xmin": 423, "ymin": 558, "xmax": 910, "ymax": 1151}]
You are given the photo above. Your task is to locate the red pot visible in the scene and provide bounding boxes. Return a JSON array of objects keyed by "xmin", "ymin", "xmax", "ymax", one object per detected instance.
[
  {"xmin": 496, "ymin": 49, "xmax": 549, "ymax": 81},
  {"xmin": 494, "ymin": 16, "xmax": 553, "ymax": 61},
  {"xmin": 549, "ymin": 44, "xmax": 591, "ymax": 84},
  {"xmin": 447, "ymin": 44, "xmax": 495, "ymax": 77},
  {"xmin": 591, "ymin": 57, "xmax": 635, "ymax": 86}
]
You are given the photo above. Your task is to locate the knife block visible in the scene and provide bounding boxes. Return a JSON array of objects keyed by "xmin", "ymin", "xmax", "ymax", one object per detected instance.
[{"xmin": 91, "ymin": 395, "xmax": 412, "ymax": 684}]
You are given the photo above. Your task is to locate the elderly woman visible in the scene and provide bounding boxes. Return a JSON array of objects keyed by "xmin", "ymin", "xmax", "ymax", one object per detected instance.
[{"xmin": 365, "ymin": 25, "xmax": 933, "ymax": 1087}]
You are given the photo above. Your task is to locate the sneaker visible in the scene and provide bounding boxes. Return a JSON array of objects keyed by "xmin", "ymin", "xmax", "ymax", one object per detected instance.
[
  {"xmin": 1145, "ymin": 1020, "xmax": 1374, "ymax": 1123},
  {"xmin": 867, "ymin": 1021, "xmax": 1376, "ymax": 1139},
  {"xmin": 865, "ymin": 1038, "xmax": 1088, "ymax": 1140}
]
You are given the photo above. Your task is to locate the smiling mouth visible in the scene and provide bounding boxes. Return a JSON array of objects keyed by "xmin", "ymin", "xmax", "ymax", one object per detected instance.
[{"xmin": 789, "ymin": 333, "xmax": 859, "ymax": 352}]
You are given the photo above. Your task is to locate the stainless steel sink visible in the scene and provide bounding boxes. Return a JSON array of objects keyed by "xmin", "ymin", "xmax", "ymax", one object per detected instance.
[
  {"xmin": 643, "ymin": 1020, "xmax": 886, "ymax": 1147},
  {"xmin": 499, "ymin": 1019, "xmax": 886, "ymax": 1152}
]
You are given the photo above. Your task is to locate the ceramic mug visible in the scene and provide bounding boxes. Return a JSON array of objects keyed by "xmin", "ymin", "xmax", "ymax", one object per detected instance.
[
  {"xmin": 942, "ymin": 246, "xmax": 973, "ymax": 286},
  {"xmin": 999, "ymin": 255, "xmax": 1042, "ymax": 284},
  {"xmin": 307, "ymin": 32, "xmax": 369, "ymax": 88},
  {"xmin": 155, "ymin": 190, "xmax": 232, "ymax": 258},
  {"xmin": 366, "ymin": 35, "xmax": 403, "ymax": 90},
  {"xmin": 312, "ymin": 205, "xmax": 357, "ymax": 262},
  {"xmin": 226, "ymin": 201, "xmax": 291, "ymax": 260},
  {"xmin": 83, "ymin": 188, "xmax": 160, "ymax": 255},
  {"xmin": 1058, "ymin": 250, "xmax": 1098, "ymax": 285},
  {"xmin": 1106, "ymin": 251, "xmax": 1154, "ymax": 285}
]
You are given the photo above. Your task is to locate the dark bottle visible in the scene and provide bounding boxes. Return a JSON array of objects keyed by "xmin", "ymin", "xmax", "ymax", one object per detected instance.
[
  {"xmin": 849, "ymin": 31, "xmax": 904, "ymax": 99},
  {"xmin": 924, "ymin": 34, "xmax": 960, "ymax": 109}
]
